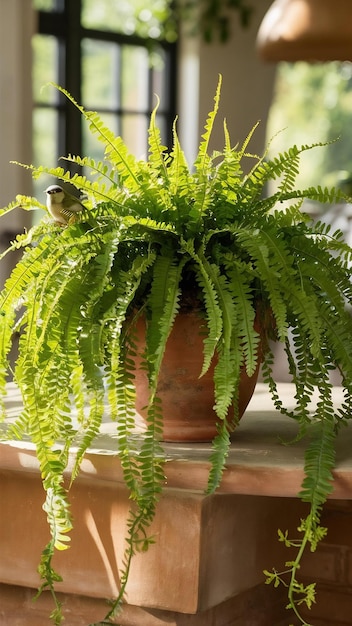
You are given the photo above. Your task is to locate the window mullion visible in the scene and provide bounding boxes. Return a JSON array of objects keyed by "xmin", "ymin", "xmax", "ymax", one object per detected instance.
[{"xmin": 64, "ymin": 0, "xmax": 82, "ymax": 166}]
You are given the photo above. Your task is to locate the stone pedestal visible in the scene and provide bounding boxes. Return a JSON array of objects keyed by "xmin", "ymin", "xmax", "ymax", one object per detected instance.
[{"xmin": 0, "ymin": 383, "xmax": 350, "ymax": 625}]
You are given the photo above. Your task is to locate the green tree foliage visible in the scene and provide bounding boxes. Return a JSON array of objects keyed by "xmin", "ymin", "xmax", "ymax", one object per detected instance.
[
  {"xmin": 34, "ymin": 0, "xmax": 253, "ymax": 42},
  {"xmin": 267, "ymin": 61, "xmax": 352, "ymax": 191}
]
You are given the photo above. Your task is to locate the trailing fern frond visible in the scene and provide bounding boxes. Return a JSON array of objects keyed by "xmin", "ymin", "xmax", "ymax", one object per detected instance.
[
  {"xmin": 191, "ymin": 254, "xmax": 223, "ymax": 375},
  {"xmin": 206, "ymin": 421, "xmax": 231, "ymax": 494}
]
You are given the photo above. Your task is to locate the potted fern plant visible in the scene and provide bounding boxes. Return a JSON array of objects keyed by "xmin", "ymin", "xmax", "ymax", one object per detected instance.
[{"xmin": 1, "ymin": 76, "xmax": 352, "ymax": 626}]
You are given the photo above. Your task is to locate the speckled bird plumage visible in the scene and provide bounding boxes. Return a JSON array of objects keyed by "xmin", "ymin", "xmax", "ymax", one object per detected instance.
[{"xmin": 45, "ymin": 185, "xmax": 84, "ymax": 224}]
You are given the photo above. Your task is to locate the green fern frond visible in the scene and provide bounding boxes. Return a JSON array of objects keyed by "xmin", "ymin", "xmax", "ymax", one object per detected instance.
[
  {"xmin": 239, "ymin": 121, "xmax": 261, "ymax": 159},
  {"xmin": 46, "ymin": 81, "xmax": 84, "ymax": 113},
  {"xmin": 194, "ymin": 74, "xmax": 222, "ymax": 178},
  {"xmin": 43, "ymin": 486, "xmax": 73, "ymax": 550},
  {"xmin": 61, "ymin": 154, "xmax": 116, "ymax": 187},
  {"xmin": 125, "ymin": 216, "xmax": 176, "ymax": 237},
  {"xmin": 213, "ymin": 345, "xmax": 241, "ymax": 421},
  {"xmin": 288, "ymin": 185, "xmax": 345, "ymax": 206},
  {"xmin": 141, "ymin": 396, "xmax": 165, "ymax": 494},
  {"xmin": 170, "ymin": 117, "xmax": 189, "ymax": 178},
  {"xmin": 189, "ymin": 252, "xmax": 223, "ymax": 375},
  {"xmin": 148, "ymin": 96, "xmax": 170, "ymax": 179},
  {"xmin": 50, "ymin": 83, "xmax": 142, "ymax": 190},
  {"xmin": 167, "ymin": 119, "xmax": 193, "ymax": 226},
  {"xmin": 206, "ymin": 422, "xmax": 231, "ymax": 494},
  {"xmin": 114, "ymin": 358, "xmax": 141, "ymax": 499},
  {"xmin": 86, "ymin": 111, "xmax": 141, "ymax": 190},
  {"xmin": 225, "ymin": 261, "xmax": 260, "ymax": 375},
  {"xmin": 146, "ymin": 255, "xmax": 185, "ymax": 390},
  {"xmin": 277, "ymin": 149, "xmax": 300, "ymax": 195},
  {"xmin": 0, "ymin": 222, "xmax": 50, "ymax": 261},
  {"xmin": 0, "ymin": 193, "xmax": 45, "ymax": 218},
  {"xmin": 16, "ymin": 163, "xmax": 125, "ymax": 208},
  {"xmin": 299, "ymin": 399, "xmax": 336, "ymax": 518},
  {"xmin": 317, "ymin": 301, "xmax": 352, "ymax": 380},
  {"xmin": 236, "ymin": 227, "xmax": 289, "ymax": 341},
  {"xmin": 70, "ymin": 389, "xmax": 105, "ymax": 485},
  {"xmin": 190, "ymin": 76, "xmax": 222, "ymax": 230}
]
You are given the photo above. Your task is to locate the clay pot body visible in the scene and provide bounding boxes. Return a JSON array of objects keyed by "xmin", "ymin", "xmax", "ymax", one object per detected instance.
[{"xmin": 132, "ymin": 311, "xmax": 261, "ymax": 443}]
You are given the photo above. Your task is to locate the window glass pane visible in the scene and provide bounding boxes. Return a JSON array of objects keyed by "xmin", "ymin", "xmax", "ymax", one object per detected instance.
[
  {"xmin": 82, "ymin": 112, "xmax": 148, "ymax": 163},
  {"xmin": 82, "ymin": 113, "xmax": 119, "ymax": 165},
  {"xmin": 82, "ymin": 39, "xmax": 120, "ymax": 110},
  {"xmin": 151, "ymin": 49, "xmax": 169, "ymax": 112},
  {"xmin": 32, "ymin": 108, "xmax": 59, "ymax": 197},
  {"xmin": 33, "ymin": 109, "xmax": 58, "ymax": 167},
  {"xmin": 32, "ymin": 35, "xmax": 59, "ymax": 104},
  {"xmin": 33, "ymin": 0, "xmax": 63, "ymax": 11},
  {"xmin": 155, "ymin": 115, "xmax": 167, "ymax": 144},
  {"xmin": 81, "ymin": 0, "xmax": 170, "ymax": 39},
  {"xmin": 33, "ymin": 0, "xmax": 175, "ymax": 203},
  {"xmin": 121, "ymin": 46, "xmax": 149, "ymax": 112},
  {"xmin": 121, "ymin": 114, "xmax": 148, "ymax": 157}
]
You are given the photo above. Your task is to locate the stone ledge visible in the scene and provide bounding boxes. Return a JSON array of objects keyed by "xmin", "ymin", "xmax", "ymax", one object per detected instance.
[
  {"xmin": 0, "ymin": 581, "xmax": 298, "ymax": 626},
  {"xmin": 0, "ymin": 382, "xmax": 350, "ymax": 499}
]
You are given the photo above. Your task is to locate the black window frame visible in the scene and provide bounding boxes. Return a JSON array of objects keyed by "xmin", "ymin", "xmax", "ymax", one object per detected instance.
[{"xmin": 35, "ymin": 0, "xmax": 177, "ymax": 167}]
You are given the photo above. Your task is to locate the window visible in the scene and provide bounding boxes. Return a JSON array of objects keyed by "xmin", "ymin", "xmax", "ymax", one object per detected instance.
[{"xmin": 32, "ymin": 0, "xmax": 177, "ymax": 191}]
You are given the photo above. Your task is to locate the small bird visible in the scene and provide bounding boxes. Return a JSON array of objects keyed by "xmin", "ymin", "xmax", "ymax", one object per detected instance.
[{"xmin": 45, "ymin": 184, "xmax": 85, "ymax": 225}]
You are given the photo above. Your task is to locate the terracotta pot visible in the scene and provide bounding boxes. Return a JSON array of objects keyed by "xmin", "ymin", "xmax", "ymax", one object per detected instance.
[{"xmin": 132, "ymin": 311, "xmax": 262, "ymax": 443}]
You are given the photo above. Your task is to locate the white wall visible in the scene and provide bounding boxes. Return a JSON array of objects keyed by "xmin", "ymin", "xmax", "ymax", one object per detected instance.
[
  {"xmin": 177, "ymin": 1, "xmax": 277, "ymax": 166},
  {"xmin": 0, "ymin": 0, "xmax": 34, "ymax": 286}
]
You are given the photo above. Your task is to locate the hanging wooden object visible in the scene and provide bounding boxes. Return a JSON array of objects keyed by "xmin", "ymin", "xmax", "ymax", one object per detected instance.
[{"xmin": 257, "ymin": 0, "xmax": 352, "ymax": 62}]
